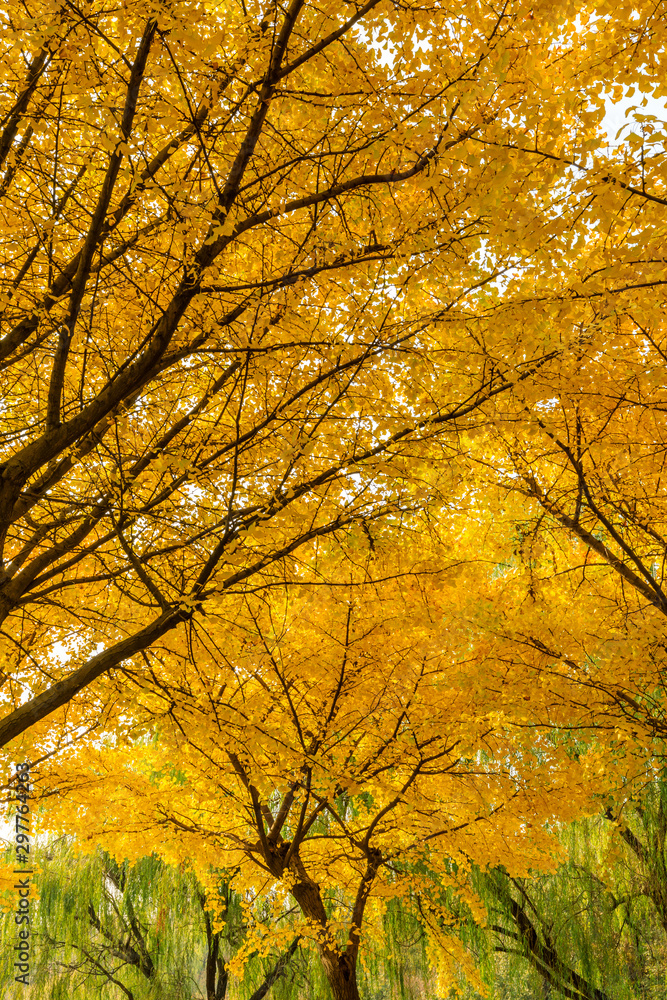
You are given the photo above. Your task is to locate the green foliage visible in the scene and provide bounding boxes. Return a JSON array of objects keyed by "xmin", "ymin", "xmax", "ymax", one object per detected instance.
[
  {"xmin": 467, "ymin": 777, "xmax": 667, "ymax": 1000},
  {"xmin": 0, "ymin": 838, "xmax": 300, "ymax": 1000}
]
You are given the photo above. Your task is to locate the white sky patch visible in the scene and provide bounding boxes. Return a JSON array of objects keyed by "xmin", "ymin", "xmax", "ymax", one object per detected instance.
[{"xmin": 603, "ymin": 90, "xmax": 667, "ymax": 146}]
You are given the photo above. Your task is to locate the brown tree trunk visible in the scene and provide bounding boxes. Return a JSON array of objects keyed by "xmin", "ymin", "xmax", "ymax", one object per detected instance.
[
  {"xmin": 286, "ymin": 856, "xmax": 362, "ymax": 1000},
  {"xmin": 316, "ymin": 949, "xmax": 361, "ymax": 1000}
]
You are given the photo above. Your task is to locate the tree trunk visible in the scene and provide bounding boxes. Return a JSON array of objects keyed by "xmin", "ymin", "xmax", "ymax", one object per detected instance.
[
  {"xmin": 286, "ymin": 856, "xmax": 361, "ymax": 1000},
  {"xmin": 316, "ymin": 950, "xmax": 361, "ymax": 1000}
]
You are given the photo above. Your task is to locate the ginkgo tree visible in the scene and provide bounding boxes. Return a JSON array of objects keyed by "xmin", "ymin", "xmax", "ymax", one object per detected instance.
[
  {"xmin": 0, "ymin": 0, "xmax": 660, "ymax": 754},
  {"xmin": 3, "ymin": 2, "xmax": 667, "ymax": 993},
  {"xmin": 39, "ymin": 539, "xmax": 626, "ymax": 1000}
]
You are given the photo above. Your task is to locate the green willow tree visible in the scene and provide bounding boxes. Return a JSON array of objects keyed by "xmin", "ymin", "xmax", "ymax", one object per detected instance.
[
  {"xmin": 475, "ymin": 779, "xmax": 667, "ymax": 1000},
  {"xmin": 0, "ymin": 839, "xmax": 305, "ymax": 1000}
]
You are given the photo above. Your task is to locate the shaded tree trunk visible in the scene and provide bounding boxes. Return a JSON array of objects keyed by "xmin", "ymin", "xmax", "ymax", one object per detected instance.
[{"xmin": 287, "ymin": 856, "xmax": 362, "ymax": 1000}]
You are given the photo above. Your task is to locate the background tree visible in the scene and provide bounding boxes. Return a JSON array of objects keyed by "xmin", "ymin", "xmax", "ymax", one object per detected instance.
[
  {"xmin": 479, "ymin": 779, "xmax": 667, "ymax": 1000},
  {"xmin": 0, "ymin": 839, "xmax": 305, "ymax": 1000},
  {"xmin": 457, "ymin": 61, "xmax": 667, "ymax": 762}
]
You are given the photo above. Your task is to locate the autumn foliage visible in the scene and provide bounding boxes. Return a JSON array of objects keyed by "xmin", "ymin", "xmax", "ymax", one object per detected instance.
[{"xmin": 1, "ymin": 0, "xmax": 667, "ymax": 995}]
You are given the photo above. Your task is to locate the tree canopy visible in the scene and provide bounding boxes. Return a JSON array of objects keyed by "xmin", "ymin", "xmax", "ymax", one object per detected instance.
[
  {"xmin": 2, "ymin": 0, "xmax": 665, "ymax": 745},
  {"xmin": 2, "ymin": 0, "xmax": 667, "ymax": 996}
]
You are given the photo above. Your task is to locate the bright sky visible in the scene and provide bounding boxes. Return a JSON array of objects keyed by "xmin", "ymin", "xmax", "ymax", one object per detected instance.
[{"xmin": 604, "ymin": 91, "xmax": 667, "ymax": 146}]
